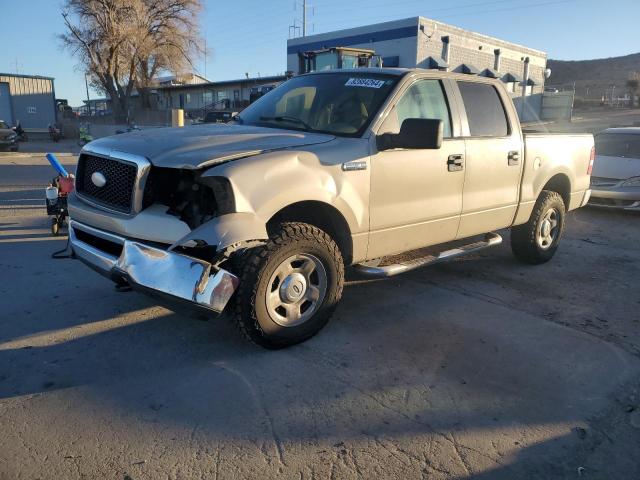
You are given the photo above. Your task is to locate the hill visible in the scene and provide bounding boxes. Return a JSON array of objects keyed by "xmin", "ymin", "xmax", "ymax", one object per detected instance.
[{"xmin": 547, "ymin": 52, "xmax": 640, "ymax": 99}]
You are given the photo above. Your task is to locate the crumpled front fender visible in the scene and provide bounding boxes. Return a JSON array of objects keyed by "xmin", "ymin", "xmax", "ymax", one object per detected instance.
[{"xmin": 169, "ymin": 212, "xmax": 269, "ymax": 252}]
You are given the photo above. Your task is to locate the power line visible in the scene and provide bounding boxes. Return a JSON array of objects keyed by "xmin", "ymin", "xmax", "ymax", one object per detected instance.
[
  {"xmin": 315, "ymin": 0, "xmax": 522, "ymax": 15},
  {"xmin": 310, "ymin": 0, "xmax": 579, "ymax": 32}
]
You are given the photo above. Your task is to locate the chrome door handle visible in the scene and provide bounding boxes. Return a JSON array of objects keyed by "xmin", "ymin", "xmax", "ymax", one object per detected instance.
[{"xmin": 447, "ymin": 154, "xmax": 464, "ymax": 172}]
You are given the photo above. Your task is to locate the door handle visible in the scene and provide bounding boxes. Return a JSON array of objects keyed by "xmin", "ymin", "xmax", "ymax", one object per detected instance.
[
  {"xmin": 508, "ymin": 151, "xmax": 520, "ymax": 166},
  {"xmin": 447, "ymin": 154, "xmax": 464, "ymax": 172}
]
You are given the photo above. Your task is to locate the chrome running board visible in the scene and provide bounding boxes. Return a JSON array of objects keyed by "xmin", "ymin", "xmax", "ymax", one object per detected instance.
[{"xmin": 354, "ymin": 232, "xmax": 503, "ymax": 278}]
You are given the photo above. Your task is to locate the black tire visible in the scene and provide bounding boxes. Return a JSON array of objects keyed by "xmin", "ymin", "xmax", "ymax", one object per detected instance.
[
  {"xmin": 51, "ymin": 217, "xmax": 60, "ymax": 236},
  {"xmin": 511, "ymin": 190, "xmax": 566, "ymax": 264},
  {"xmin": 233, "ymin": 222, "xmax": 344, "ymax": 349}
]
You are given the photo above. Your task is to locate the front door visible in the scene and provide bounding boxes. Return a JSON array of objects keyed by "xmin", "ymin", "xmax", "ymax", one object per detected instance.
[
  {"xmin": 455, "ymin": 81, "xmax": 523, "ymax": 238},
  {"xmin": 368, "ymin": 79, "xmax": 465, "ymax": 259}
]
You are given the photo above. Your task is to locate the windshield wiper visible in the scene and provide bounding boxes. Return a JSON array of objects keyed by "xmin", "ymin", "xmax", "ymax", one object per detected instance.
[{"xmin": 259, "ymin": 115, "xmax": 312, "ymax": 130}]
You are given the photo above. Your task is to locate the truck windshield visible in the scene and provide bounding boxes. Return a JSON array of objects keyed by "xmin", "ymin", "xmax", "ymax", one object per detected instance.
[
  {"xmin": 595, "ymin": 133, "xmax": 640, "ymax": 159},
  {"xmin": 236, "ymin": 73, "xmax": 400, "ymax": 137}
]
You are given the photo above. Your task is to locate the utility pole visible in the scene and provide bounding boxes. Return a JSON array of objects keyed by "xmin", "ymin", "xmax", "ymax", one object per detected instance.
[
  {"xmin": 302, "ymin": 0, "xmax": 307, "ymax": 37},
  {"xmin": 290, "ymin": 1, "xmax": 313, "ymax": 38}
]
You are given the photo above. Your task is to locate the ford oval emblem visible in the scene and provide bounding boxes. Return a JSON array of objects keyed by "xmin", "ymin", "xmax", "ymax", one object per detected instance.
[{"xmin": 91, "ymin": 171, "xmax": 107, "ymax": 188}]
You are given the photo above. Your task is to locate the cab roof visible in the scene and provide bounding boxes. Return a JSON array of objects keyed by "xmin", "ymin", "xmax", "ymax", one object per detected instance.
[
  {"xmin": 601, "ymin": 127, "xmax": 640, "ymax": 135},
  {"xmin": 304, "ymin": 67, "xmax": 501, "ymax": 82}
]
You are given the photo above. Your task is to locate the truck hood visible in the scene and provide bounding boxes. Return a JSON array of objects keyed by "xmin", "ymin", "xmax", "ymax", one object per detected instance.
[{"xmin": 84, "ymin": 124, "xmax": 335, "ymax": 169}]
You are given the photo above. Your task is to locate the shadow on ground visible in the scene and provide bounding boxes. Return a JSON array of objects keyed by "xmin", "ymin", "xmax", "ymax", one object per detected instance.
[{"xmin": 0, "ymin": 212, "xmax": 639, "ymax": 479}]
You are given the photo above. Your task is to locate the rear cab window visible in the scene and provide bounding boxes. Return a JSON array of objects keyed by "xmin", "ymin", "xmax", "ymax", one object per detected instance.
[
  {"xmin": 595, "ymin": 133, "xmax": 640, "ymax": 159},
  {"xmin": 458, "ymin": 82, "xmax": 510, "ymax": 137}
]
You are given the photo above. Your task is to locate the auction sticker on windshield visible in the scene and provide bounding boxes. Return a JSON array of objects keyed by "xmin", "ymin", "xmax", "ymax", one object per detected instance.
[{"xmin": 345, "ymin": 78, "xmax": 386, "ymax": 88}]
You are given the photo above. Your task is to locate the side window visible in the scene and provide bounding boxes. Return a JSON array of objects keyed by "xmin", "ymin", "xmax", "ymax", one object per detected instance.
[
  {"xmin": 395, "ymin": 80, "xmax": 452, "ymax": 138},
  {"xmin": 458, "ymin": 82, "xmax": 509, "ymax": 137}
]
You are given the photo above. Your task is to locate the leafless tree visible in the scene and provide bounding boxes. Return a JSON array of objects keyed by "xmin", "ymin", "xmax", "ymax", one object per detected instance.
[
  {"xmin": 134, "ymin": 0, "xmax": 204, "ymax": 108},
  {"xmin": 60, "ymin": 0, "xmax": 203, "ymax": 121}
]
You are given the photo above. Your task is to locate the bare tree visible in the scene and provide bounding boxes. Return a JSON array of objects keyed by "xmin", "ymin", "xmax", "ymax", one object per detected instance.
[
  {"xmin": 134, "ymin": 0, "xmax": 204, "ymax": 108},
  {"xmin": 60, "ymin": 0, "xmax": 203, "ymax": 121}
]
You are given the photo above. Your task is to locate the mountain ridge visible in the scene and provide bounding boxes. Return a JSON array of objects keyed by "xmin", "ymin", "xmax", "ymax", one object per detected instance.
[{"xmin": 547, "ymin": 52, "xmax": 640, "ymax": 97}]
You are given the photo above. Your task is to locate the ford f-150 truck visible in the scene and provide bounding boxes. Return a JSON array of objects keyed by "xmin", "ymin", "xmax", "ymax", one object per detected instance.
[{"xmin": 67, "ymin": 69, "xmax": 594, "ymax": 348}]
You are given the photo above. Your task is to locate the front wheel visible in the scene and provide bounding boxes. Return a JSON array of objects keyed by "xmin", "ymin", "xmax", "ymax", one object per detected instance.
[
  {"xmin": 511, "ymin": 190, "xmax": 566, "ymax": 264},
  {"xmin": 233, "ymin": 222, "xmax": 344, "ymax": 349},
  {"xmin": 51, "ymin": 217, "xmax": 60, "ymax": 236}
]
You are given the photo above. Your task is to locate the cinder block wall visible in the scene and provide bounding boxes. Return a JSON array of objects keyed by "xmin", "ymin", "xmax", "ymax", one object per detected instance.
[{"xmin": 416, "ymin": 18, "xmax": 547, "ymax": 96}]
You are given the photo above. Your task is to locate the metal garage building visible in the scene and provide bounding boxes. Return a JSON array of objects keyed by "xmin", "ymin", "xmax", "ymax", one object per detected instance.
[{"xmin": 0, "ymin": 73, "xmax": 57, "ymax": 130}]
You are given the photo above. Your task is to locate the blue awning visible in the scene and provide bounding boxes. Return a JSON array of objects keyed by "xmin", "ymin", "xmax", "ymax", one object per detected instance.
[
  {"xmin": 481, "ymin": 68, "xmax": 500, "ymax": 78},
  {"xmin": 502, "ymin": 72, "xmax": 523, "ymax": 83},
  {"xmin": 458, "ymin": 63, "xmax": 480, "ymax": 75},
  {"xmin": 426, "ymin": 56, "xmax": 449, "ymax": 70}
]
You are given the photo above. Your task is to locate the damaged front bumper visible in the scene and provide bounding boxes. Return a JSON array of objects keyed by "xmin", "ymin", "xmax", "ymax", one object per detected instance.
[{"xmin": 69, "ymin": 220, "xmax": 239, "ymax": 313}]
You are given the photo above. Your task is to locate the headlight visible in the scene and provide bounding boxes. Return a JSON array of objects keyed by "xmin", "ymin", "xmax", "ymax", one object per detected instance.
[{"xmin": 621, "ymin": 176, "xmax": 640, "ymax": 187}]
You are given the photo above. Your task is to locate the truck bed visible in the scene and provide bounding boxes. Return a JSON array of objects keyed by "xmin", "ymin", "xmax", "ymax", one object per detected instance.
[{"xmin": 516, "ymin": 132, "xmax": 593, "ymax": 224}]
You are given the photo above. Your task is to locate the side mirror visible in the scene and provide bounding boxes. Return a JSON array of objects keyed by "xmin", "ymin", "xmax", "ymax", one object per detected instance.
[{"xmin": 377, "ymin": 118, "xmax": 443, "ymax": 151}]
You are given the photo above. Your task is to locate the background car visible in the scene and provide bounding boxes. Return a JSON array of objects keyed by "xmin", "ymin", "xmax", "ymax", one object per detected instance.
[
  {"xmin": 202, "ymin": 111, "xmax": 238, "ymax": 123},
  {"xmin": 0, "ymin": 120, "xmax": 19, "ymax": 151},
  {"xmin": 589, "ymin": 127, "xmax": 640, "ymax": 210}
]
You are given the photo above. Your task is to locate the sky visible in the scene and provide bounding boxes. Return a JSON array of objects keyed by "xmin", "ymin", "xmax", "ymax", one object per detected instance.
[{"xmin": 1, "ymin": 0, "xmax": 638, "ymax": 106}]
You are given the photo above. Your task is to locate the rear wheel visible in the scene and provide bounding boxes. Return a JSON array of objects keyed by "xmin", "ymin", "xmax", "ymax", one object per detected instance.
[
  {"xmin": 233, "ymin": 222, "xmax": 344, "ymax": 349},
  {"xmin": 511, "ymin": 190, "xmax": 565, "ymax": 264}
]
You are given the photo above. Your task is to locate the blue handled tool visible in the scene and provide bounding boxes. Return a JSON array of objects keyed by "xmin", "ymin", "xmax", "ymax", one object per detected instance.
[{"xmin": 46, "ymin": 153, "xmax": 69, "ymax": 178}]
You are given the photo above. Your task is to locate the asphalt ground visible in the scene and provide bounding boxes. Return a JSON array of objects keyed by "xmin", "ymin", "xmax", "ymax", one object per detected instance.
[{"xmin": 0, "ymin": 154, "xmax": 639, "ymax": 479}]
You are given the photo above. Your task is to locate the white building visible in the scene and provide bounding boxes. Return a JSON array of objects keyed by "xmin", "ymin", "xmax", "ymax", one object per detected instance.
[{"xmin": 287, "ymin": 17, "xmax": 548, "ymax": 121}]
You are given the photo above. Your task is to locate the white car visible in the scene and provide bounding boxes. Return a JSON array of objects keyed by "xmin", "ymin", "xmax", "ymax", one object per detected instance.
[{"xmin": 590, "ymin": 127, "xmax": 640, "ymax": 210}]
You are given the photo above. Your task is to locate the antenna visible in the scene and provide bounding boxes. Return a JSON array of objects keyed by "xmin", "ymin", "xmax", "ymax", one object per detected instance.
[
  {"xmin": 11, "ymin": 58, "xmax": 23, "ymax": 74},
  {"xmin": 288, "ymin": 19, "xmax": 301, "ymax": 39}
]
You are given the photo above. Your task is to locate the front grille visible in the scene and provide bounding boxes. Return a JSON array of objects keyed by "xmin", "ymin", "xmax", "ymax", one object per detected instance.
[{"xmin": 76, "ymin": 154, "xmax": 137, "ymax": 213}]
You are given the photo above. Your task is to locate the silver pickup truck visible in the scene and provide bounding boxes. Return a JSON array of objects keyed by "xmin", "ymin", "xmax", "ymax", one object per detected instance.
[{"xmin": 68, "ymin": 69, "xmax": 594, "ymax": 348}]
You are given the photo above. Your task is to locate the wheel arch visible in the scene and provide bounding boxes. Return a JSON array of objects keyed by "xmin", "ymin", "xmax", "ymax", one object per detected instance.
[
  {"xmin": 267, "ymin": 201, "xmax": 354, "ymax": 265},
  {"xmin": 541, "ymin": 173, "xmax": 571, "ymax": 208}
]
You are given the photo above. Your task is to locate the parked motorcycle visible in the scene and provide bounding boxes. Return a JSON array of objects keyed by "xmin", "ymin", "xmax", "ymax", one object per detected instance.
[
  {"xmin": 12, "ymin": 122, "xmax": 28, "ymax": 142},
  {"xmin": 48, "ymin": 124, "xmax": 61, "ymax": 142}
]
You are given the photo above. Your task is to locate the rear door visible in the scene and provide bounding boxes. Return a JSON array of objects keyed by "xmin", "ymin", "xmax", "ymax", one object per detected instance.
[{"xmin": 454, "ymin": 80, "xmax": 523, "ymax": 238}]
